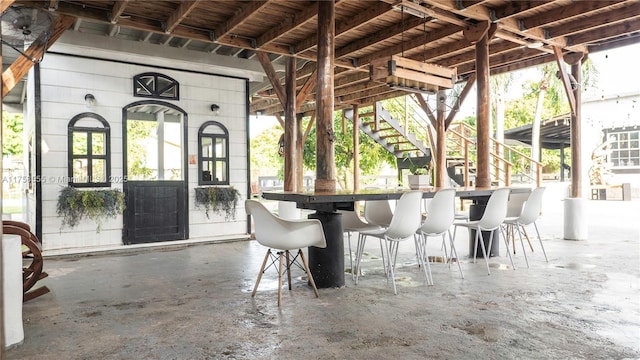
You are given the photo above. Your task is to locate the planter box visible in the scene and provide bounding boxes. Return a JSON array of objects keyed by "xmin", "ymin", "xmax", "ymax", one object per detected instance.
[{"xmin": 408, "ymin": 174, "xmax": 431, "ymax": 189}]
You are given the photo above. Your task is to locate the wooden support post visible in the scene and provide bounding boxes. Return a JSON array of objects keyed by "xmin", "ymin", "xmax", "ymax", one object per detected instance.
[
  {"xmin": 296, "ymin": 113, "xmax": 304, "ymax": 192},
  {"xmin": 553, "ymin": 46, "xmax": 577, "ymax": 116},
  {"xmin": 284, "ymin": 56, "xmax": 297, "ymax": 192},
  {"xmin": 314, "ymin": 0, "xmax": 336, "ymax": 193},
  {"xmin": 353, "ymin": 104, "xmax": 360, "ymax": 192},
  {"xmin": 571, "ymin": 59, "xmax": 583, "ymax": 198},
  {"xmin": 436, "ymin": 89, "xmax": 446, "ymax": 187},
  {"xmin": 474, "ymin": 31, "xmax": 491, "ymax": 188}
]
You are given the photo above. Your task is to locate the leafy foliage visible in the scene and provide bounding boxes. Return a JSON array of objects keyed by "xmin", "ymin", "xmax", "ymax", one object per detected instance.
[
  {"xmin": 56, "ymin": 187, "xmax": 125, "ymax": 231},
  {"xmin": 194, "ymin": 187, "xmax": 241, "ymax": 220},
  {"xmin": 2, "ymin": 111, "xmax": 23, "ymax": 156}
]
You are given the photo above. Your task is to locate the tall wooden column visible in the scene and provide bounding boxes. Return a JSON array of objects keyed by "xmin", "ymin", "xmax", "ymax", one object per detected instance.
[
  {"xmin": 284, "ymin": 56, "xmax": 297, "ymax": 191},
  {"xmin": 314, "ymin": 0, "xmax": 336, "ymax": 193},
  {"xmin": 571, "ymin": 60, "xmax": 582, "ymax": 198},
  {"xmin": 296, "ymin": 113, "xmax": 304, "ymax": 192},
  {"xmin": 436, "ymin": 90, "xmax": 447, "ymax": 187},
  {"xmin": 474, "ymin": 32, "xmax": 491, "ymax": 188}
]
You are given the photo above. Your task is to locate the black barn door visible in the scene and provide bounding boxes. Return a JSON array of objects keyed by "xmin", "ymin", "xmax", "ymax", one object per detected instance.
[{"xmin": 123, "ymin": 101, "xmax": 188, "ymax": 244}]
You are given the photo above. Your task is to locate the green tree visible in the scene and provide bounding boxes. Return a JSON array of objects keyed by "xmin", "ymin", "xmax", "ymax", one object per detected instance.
[{"xmin": 2, "ymin": 111, "xmax": 24, "ymax": 156}]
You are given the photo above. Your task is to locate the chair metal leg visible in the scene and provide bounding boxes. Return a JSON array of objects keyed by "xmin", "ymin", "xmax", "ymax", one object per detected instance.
[
  {"xmin": 533, "ymin": 222, "xmax": 549, "ymax": 262},
  {"xmin": 500, "ymin": 226, "xmax": 516, "ymax": 270},
  {"xmin": 298, "ymin": 249, "xmax": 319, "ymax": 298},
  {"xmin": 277, "ymin": 251, "xmax": 284, "ymax": 307},
  {"xmin": 448, "ymin": 231, "xmax": 464, "ymax": 279},
  {"xmin": 479, "ymin": 230, "xmax": 491, "ymax": 275},
  {"xmin": 286, "ymin": 250, "xmax": 292, "ymax": 290},
  {"xmin": 252, "ymin": 249, "xmax": 271, "ymax": 297},
  {"xmin": 347, "ymin": 231, "xmax": 354, "ymax": 280},
  {"xmin": 473, "ymin": 228, "xmax": 479, "ymax": 264},
  {"xmin": 355, "ymin": 233, "xmax": 365, "ymax": 284},
  {"xmin": 515, "ymin": 224, "xmax": 529, "ymax": 268},
  {"xmin": 383, "ymin": 238, "xmax": 398, "ymax": 294}
]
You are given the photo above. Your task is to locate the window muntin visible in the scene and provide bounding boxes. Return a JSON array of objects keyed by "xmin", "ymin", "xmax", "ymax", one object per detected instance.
[
  {"xmin": 198, "ymin": 121, "xmax": 229, "ymax": 185},
  {"xmin": 133, "ymin": 72, "xmax": 179, "ymax": 100},
  {"xmin": 608, "ymin": 129, "xmax": 640, "ymax": 168},
  {"xmin": 68, "ymin": 113, "xmax": 111, "ymax": 187}
]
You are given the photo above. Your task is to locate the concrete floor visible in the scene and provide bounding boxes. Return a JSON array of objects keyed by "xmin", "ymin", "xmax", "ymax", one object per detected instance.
[{"xmin": 7, "ymin": 195, "xmax": 640, "ymax": 359}]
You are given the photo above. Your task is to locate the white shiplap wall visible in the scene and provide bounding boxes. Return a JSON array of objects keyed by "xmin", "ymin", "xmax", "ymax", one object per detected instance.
[{"xmin": 38, "ymin": 53, "xmax": 248, "ymax": 252}]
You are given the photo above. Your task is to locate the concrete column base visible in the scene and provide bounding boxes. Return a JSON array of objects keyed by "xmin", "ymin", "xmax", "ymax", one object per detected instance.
[
  {"xmin": 564, "ymin": 198, "xmax": 588, "ymax": 240},
  {"xmin": 3, "ymin": 234, "xmax": 24, "ymax": 348}
]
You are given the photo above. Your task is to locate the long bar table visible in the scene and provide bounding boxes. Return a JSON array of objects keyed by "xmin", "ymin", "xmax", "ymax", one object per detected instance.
[{"xmin": 262, "ymin": 187, "xmax": 527, "ymax": 288}]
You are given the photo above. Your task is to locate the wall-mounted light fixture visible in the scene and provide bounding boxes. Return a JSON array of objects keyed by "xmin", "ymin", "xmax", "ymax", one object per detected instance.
[
  {"xmin": 210, "ymin": 103, "xmax": 220, "ymax": 115},
  {"xmin": 84, "ymin": 93, "xmax": 96, "ymax": 108}
]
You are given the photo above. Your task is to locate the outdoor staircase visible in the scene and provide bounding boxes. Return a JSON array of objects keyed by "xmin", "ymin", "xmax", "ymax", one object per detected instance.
[
  {"xmin": 344, "ymin": 101, "xmax": 431, "ymax": 159},
  {"xmin": 344, "ymin": 94, "xmax": 542, "ymax": 187}
]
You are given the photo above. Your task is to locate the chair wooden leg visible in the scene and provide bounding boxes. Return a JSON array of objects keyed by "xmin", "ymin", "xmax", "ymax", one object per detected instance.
[
  {"xmin": 521, "ymin": 226, "xmax": 534, "ymax": 252},
  {"xmin": 299, "ymin": 249, "xmax": 319, "ymax": 298},
  {"xmin": 277, "ymin": 251, "xmax": 284, "ymax": 307},
  {"xmin": 286, "ymin": 250, "xmax": 292, "ymax": 291},
  {"xmin": 252, "ymin": 249, "xmax": 271, "ymax": 297}
]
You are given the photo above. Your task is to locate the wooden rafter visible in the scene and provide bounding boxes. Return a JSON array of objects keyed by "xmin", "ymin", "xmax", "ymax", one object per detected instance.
[
  {"xmin": 255, "ymin": 51, "xmax": 286, "ymax": 105},
  {"xmin": 445, "ymin": 73, "xmax": 476, "ymax": 130},
  {"xmin": 256, "ymin": 2, "xmax": 318, "ymax": 48},
  {"xmin": 1, "ymin": 0, "xmax": 16, "ymax": 14},
  {"xmin": 2, "ymin": 14, "xmax": 76, "ymax": 97},
  {"xmin": 164, "ymin": 0, "xmax": 202, "ymax": 34},
  {"xmin": 294, "ymin": 2, "xmax": 392, "ymax": 54},
  {"xmin": 213, "ymin": 0, "xmax": 271, "ymax": 41},
  {"xmin": 110, "ymin": 0, "xmax": 129, "ymax": 24},
  {"xmin": 553, "ymin": 46, "xmax": 577, "ymax": 116}
]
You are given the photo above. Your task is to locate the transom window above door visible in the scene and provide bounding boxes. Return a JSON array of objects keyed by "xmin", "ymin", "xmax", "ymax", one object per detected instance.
[
  {"xmin": 133, "ymin": 72, "xmax": 179, "ymax": 100},
  {"xmin": 198, "ymin": 121, "xmax": 229, "ymax": 185}
]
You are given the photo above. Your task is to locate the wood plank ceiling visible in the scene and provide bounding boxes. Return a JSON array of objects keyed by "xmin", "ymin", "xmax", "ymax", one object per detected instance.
[{"xmin": 6, "ymin": 0, "xmax": 640, "ymax": 116}]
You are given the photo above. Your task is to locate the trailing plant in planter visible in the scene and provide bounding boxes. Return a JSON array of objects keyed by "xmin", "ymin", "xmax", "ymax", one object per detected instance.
[
  {"xmin": 195, "ymin": 186, "xmax": 241, "ymax": 221},
  {"xmin": 56, "ymin": 186, "xmax": 125, "ymax": 231}
]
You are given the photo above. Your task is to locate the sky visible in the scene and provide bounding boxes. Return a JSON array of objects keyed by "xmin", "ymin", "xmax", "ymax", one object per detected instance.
[{"xmin": 250, "ymin": 42, "xmax": 640, "ymax": 138}]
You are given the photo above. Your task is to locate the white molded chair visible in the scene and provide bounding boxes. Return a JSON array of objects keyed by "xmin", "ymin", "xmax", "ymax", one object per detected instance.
[
  {"xmin": 453, "ymin": 188, "xmax": 511, "ymax": 275},
  {"xmin": 340, "ymin": 209, "xmax": 381, "ymax": 280},
  {"xmin": 503, "ymin": 187, "xmax": 548, "ymax": 267},
  {"xmin": 503, "ymin": 189, "xmax": 531, "ymax": 256},
  {"xmin": 416, "ymin": 188, "xmax": 463, "ymax": 282},
  {"xmin": 245, "ymin": 200, "xmax": 327, "ymax": 306},
  {"xmin": 364, "ymin": 199, "xmax": 393, "ymax": 228},
  {"xmin": 356, "ymin": 191, "xmax": 423, "ymax": 294}
]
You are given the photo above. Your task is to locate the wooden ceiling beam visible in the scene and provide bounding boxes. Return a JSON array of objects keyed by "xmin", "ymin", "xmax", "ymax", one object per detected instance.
[
  {"xmin": 164, "ymin": 0, "xmax": 202, "ymax": 34},
  {"xmin": 255, "ymin": 51, "xmax": 286, "ymax": 105},
  {"xmin": 294, "ymin": 2, "xmax": 393, "ymax": 54},
  {"xmin": 547, "ymin": 3, "xmax": 640, "ymax": 39},
  {"xmin": 110, "ymin": 0, "xmax": 129, "ymax": 24},
  {"xmin": 491, "ymin": 1, "xmax": 550, "ymax": 20},
  {"xmin": 356, "ymin": 24, "xmax": 463, "ymax": 67},
  {"xmin": 213, "ymin": 0, "xmax": 272, "ymax": 41},
  {"xmin": 1, "ymin": 0, "xmax": 16, "ymax": 14},
  {"xmin": 255, "ymin": 2, "xmax": 319, "ymax": 48},
  {"xmin": 569, "ymin": 17, "xmax": 640, "ymax": 47},
  {"xmin": 2, "ymin": 15, "xmax": 76, "ymax": 97},
  {"xmin": 336, "ymin": 16, "xmax": 425, "ymax": 59},
  {"xmin": 518, "ymin": 1, "xmax": 621, "ymax": 31}
]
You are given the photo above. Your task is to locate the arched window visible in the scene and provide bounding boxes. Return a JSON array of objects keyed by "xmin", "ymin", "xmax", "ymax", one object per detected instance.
[
  {"xmin": 198, "ymin": 121, "xmax": 229, "ymax": 185},
  {"xmin": 133, "ymin": 72, "xmax": 179, "ymax": 100},
  {"xmin": 67, "ymin": 113, "xmax": 111, "ymax": 187}
]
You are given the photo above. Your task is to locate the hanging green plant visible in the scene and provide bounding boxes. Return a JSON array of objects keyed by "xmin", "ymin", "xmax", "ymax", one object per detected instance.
[
  {"xmin": 56, "ymin": 186, "xmax": 125, "ymax": 232},
  {"xmin": 194, "ymin": 186, "xmax": 241, "ymax": 221}
]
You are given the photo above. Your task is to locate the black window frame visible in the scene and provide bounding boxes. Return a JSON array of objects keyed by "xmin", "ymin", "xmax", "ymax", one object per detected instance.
[
  {"xmin": 67, "ymin": 112, "xmax": 111, "ymax": 187},
  {"xmin": 605, "ymin": 127, "xmax": 640, "ymax": 169},
  {"xmin": 198, "ymin": 121, "xmax": 229, "ymax": 185},
  {"xmin": 133, "ymin": 72, "xmax": 180, "ymax": 100}
]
